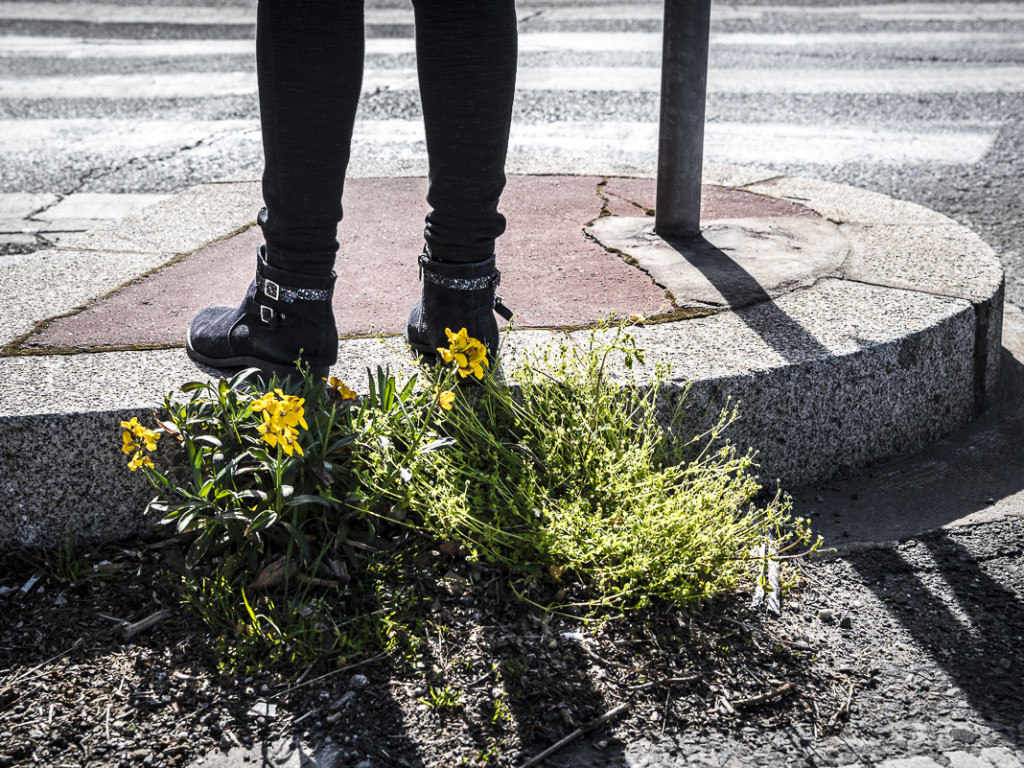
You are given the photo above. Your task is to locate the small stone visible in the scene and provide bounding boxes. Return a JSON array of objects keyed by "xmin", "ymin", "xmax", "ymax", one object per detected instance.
[
  {"xmin": 839, "ymin": 616, "xmax": 853, "ymax": 630},
  {"xmin": 349, "ymin": 674, "xmax": 369, "ymax": 689},
  {"xmin": 998, "ymin": 658, "xmax": 1012, "ymax": 670},
  {"xmin": 817, "ymin": 609, "xmax": 834, "ymax": 623},
  {"xmin": 246, "ymin": 702, "xmax": 277, "ymax": 719},
  {"xmin": 950, "ymin": 727, "xmax": 979, "ymax": 744},
  {"xmin": 330, "ymin": 692, "xmax": 355, "ymax": 711}
]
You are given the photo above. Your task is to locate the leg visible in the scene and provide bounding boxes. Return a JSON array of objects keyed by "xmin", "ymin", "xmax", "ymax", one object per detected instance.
[
  {"xmin": 187, "ymin": 0, "xmax": 364, "ymax": 380},
  {"xmin": 413, "ymin": 0, "xmax": 518, "ymax": 264},
  {"xmin": 406, "ymin": 0, "xmax": 518, "ymax": 357},
  {"xmin": 258, "ymin": 0, "xmax": 365, "ymax": 275}
]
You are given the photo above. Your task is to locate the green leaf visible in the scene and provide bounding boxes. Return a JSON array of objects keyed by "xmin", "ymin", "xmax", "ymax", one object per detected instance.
[
  {"xmin": 279, "ymin": 520, "xmax": 312, "ymax": 562},
  {"xmin": 285, "ymin": 494, "xmax": 336, "ymax": 509},
  {"xmin": 246, "ymin": 508, "xmax": 279, "ymax": 535},
  {"xmin": 186, "ymin": 527, "xmax": 216, "ymax": 568},
  {"xmin": 418, "ymin": 437, "xmax": 456, "ymax": 454},
  {"xmin": 326, "ymin": 434, "xmax": 357, "ymax": 453}
]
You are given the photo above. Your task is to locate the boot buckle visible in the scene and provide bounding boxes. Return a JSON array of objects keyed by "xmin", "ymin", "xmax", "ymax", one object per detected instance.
[
  {"xmin": 260, "ymin": 305, "xmax": 275, "ymax": 324},
  {"xmin": 263, "ymin": 279, "xmax": 280, "ymax": 301}
]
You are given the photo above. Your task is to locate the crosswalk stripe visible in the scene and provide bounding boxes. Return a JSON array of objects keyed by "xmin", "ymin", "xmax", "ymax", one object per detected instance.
[
  {"xmin": 0, "ymin": 117, "xmax": 999, "ymax": 167},
  {"xmin": 3, "ymin": 66, "xmax": 1023, "ymax": 99},
  {"xmin": 0, "ymin": 2, "xmax": 256, "ymax": 24},
  {"xmin": 0, "ymin": 118, "xmax": 257, "ymax": 153},
  {"xmin": 5, "ymin": 31, "xmax": 1024, "ymax": 59},
  {"xmin": 5, "ymin": 2, "xmax": 1024, "ymax": 26},
  {"xmin": 540, "ymin": 2, "xmax": 1024, "ymax": 22}
]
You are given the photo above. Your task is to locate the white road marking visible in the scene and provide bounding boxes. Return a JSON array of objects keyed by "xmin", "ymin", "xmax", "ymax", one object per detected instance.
[
  {"xmin": 0, "ymin": 117, "xmax": 996, "ymax": 166},
  {"xmin": 5, "ymin": 31, "xmax": 1023, "ymax": 59},
  {"xmin": 0, "ymin": 118, "xmax": 258, "ymax": 153},
  {"xmin": 4, "ymin": 66, "xmax": 1023, "ymax": 99},
  {"xmin": 535, "ymin": 3, "xmax": 1024, "ymax": 22},
  {"xmin": 4, "ymin": 2, "xmax": 1023, "ymax": 26}
]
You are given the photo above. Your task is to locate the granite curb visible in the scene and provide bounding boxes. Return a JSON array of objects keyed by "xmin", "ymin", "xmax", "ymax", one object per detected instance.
[{"xmin": 0, "ymin": 165, "xmax": 1004, "ymax": 550}]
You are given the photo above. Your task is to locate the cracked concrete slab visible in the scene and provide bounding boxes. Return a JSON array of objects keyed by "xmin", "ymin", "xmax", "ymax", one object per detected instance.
[
  {"xmin": 34, "ymin": 192, "xmax": 169, "ymax": 222},
  {"xmin": 56, "ymin": 181, "xmax": 263, "ymax": 255},
  {"xmin": 586, "ymin": 215, "xmax": 849, "ymax": 310},
  {"xmin": 0, "ymin": 192, "xmax": 58, "ymax": 219},
  {"xmin": 20, "ymin": 176, "xmax": 668, "ymax": 352}
]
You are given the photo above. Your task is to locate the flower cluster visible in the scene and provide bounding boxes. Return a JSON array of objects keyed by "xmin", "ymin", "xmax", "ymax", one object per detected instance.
[
  {"xmin": 252, "ymin": 389, "xmax": 308, "ymax": 456},
  {"xmin": 438, "ymin": 327, "xmax": 489, "ymax": 380},
  {"xmin": 324, "ymin": 376, "xmax": 358, "ymax": 403},
  {"xmin": 121, "ymin": 416, "xmax": 160, "ymax": 472}
]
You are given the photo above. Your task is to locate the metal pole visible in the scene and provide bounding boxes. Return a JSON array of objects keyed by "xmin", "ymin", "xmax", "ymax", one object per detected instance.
[{"xmin": 655, "ymin": 0, "xmax": 712, "ymax": 238}]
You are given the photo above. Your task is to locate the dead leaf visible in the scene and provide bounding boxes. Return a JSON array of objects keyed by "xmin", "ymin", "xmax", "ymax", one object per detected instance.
[{"xmin": 248, "ymin": 559, "xmax": 299, "ymax": 591}]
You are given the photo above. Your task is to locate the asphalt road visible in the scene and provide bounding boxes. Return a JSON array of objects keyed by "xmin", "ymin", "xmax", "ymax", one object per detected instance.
[{"xmin": 2, "ymin": 0, "xmax": 1023, "ymax": 312}]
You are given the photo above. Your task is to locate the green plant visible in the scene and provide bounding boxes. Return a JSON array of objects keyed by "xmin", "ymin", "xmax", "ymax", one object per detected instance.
[
  {"xmin": 123, "ymin": 324, "xmax": 818, "ymax": 670},
  {"xmin": 501, "ymin": 656, "xmax": 531, "ymax": 680},
  {"xmin": 22, "ymin": 526, "xmax": 100, "ymax": 588},
  {"xmin": 419, "ymin": 683, "xmax": 462, "ymax": 711},
  {"xmin": 490, "ymin": 696, "xmax": 511, "ymax": 726},
  {"xmin": 357, "ymin": 326, "xmax": 816, "ymax": 609}
]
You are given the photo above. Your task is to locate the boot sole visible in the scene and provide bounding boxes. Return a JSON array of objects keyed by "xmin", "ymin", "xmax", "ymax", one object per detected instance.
[{"xmin": 186, "ymin": 336, "xmax": 329, "ymax": 383}]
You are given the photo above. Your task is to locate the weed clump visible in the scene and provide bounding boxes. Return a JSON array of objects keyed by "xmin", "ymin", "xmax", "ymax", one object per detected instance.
[{"xmin": 125, "ymin": 326, "xmax": 816, "ymax": 671}]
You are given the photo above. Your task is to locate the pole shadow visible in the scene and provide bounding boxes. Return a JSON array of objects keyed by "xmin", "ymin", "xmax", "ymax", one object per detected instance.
[
  {"xmin": 661, "ymin": 232, "xmax": 834, "ymax": 364},
  {"xmin": 845, "ymin": 529, "xmax": 1024, "ymax": 748}
]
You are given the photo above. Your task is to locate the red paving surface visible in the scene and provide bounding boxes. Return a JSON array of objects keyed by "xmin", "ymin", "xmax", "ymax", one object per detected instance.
[{"xmin": 24, "ymin": 177, "xmax": 813, "ymax": 352}]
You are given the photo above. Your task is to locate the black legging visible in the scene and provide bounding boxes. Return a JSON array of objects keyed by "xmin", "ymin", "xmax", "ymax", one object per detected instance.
[{"xmin": 255, "ymin": 0, "xmax": 518, "ymax": 275}]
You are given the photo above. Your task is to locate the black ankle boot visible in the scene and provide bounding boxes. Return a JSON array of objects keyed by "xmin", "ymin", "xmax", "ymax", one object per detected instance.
[
  {"xmin": 186, "ymin": 246, "xmax": 338, "ymax": 381},
  {"xmin": 406, "ymin": 250, "xmax": 512, "ymax": 362}
]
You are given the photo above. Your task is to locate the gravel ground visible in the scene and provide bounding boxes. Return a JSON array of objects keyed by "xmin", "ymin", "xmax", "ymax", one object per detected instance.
[{"xmin": 1, "ymin": 511, "xmax": 1022, "ymax": 768}]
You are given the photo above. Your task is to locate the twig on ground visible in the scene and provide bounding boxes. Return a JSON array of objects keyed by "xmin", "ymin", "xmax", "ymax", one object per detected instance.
[
  {"xmin": 829, "ymin": 682, "xmax": 856, "ymax": 727},
  {"xmin": 516, "ymin": 703, "xmax": 629, "ymax": 768},
  {"xmin": 729, "ymin": 682, "xmax": 796, "ymax": 711},
  {"xmin": 122, "ymin": 609, "xmax": 174, "ymax": 640},
  {"xmin": 1, "ymin": 638, "xmax": 84, "ymax": 691},
  {"xmin": 578, "ymin": 642, "xmax": 630, "ymax": 670}
]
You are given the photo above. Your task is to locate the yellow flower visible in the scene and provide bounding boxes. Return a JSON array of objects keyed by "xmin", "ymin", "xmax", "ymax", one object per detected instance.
[
  {"xmin": 434, "ymin": 386, "xmax": 455, "ymax": 411},
  {"xmin": 127, "ymin": 453, "xmax": 154, "ymax": 472},
  {"xmin": 121, "ymin": 430, "xmax": 139, "ymax": 455},
  {"xmin": 137, "ymin": 426, "xmax": 160, "ymax": 452},
  {"xmin": 121, "ymin": 416, "xmax": 160, "ymax": 454},
  {"xmin": 324, "ymin": 376, "xmax": 358, "ymax": 402},
  {"xmin": 252, "ymin": 389, "xmax": 307, "ymax": 456},
  {"xmin": 437, "ymin": 327, "xmax": 489, "ymax": 380}
]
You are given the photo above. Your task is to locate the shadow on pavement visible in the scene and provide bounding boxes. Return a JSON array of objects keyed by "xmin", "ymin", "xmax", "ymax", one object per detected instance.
[
  {"xmin": 664, "ymin": 233, "xmax": 833, "ymax": 363},
  {"xmin": 845, "ymin": 528, "xmax": 1024, "ymax": 751}
]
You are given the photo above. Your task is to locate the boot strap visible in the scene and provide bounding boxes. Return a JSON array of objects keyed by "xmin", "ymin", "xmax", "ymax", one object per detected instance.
[
  {"xmin": 418, "ymin": 252, "xmax": 500, "ymax": 291},
  {"xmin": 256, "ymin": 275, "xmax": 332, "ymax": 304}
]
